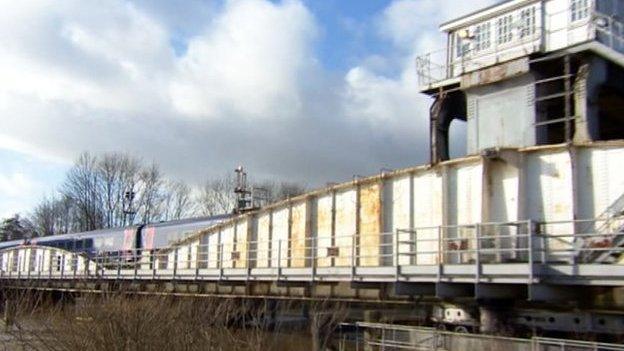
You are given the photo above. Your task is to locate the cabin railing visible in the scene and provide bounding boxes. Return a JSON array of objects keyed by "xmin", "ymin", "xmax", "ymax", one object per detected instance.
[{"xmin": 415, "ymin": 6, "xmax": 624, "ymax": 89}]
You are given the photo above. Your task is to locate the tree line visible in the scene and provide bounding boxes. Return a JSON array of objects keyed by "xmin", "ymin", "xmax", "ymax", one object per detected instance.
[{"xmin": 0, "ymin": 152, "xmax": 306, "ymax": 241}]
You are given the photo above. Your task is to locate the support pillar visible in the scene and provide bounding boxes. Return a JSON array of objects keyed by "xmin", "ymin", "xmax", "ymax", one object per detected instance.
[
  {"xmin": 362, "ymin": 310, "xmax": 381, "ymax": 351},
  {"xmin": 3, "ymin": 299, "xmax": 14, "ymax": 331},
  {"xmin": 479, "ymin": 306, "xmax": 504, "ymax": 334}
]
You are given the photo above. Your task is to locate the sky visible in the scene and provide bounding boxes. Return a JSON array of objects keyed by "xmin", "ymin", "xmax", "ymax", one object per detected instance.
[{"xmin": 0, "ymin": 0, "xmax": 497, "ymax": 218}]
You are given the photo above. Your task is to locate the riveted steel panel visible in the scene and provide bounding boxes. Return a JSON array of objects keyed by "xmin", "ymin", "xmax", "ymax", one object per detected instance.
[
  {"xmin": 487, "ymin": 160, "xmax": 519, "ymax": 223},
  {"xmin": 271, "ymin": 208, "xmax": 289, "ymax": 268},
  {"xmin": 234, "ymin": 220, "xmax": 248, "ymax": 268},
  {"xmin": 335, "ymin": 189, "xmax": 357, "ymax": 267},
  {"xmin": 448, "ymin": 162, "xmax": 483, "ymax": 263},
  {"xmin": 290, "ymin": 202, "xmax": 308, "ymax": 268},
  {"xmin": 359, "ymin": 182, "xmax": 382, "ymax": 267},
  {"xmin": 256, "ymin": 213, "xmax": 271, "ymax": 268},
  {"xmin": 450, "ymin": 162, "xmax": 483, "ymax": 225},
  {"xmin": 485, "ymin": 158, "xmax": 520, "ymax": 261},
  {"xmin": 205, "ymin": 230, "xmax": 220, "ymax": 268},
  {"xmin": 316, "ymin": 194, "xmax": 333, "ymax": 267},
  {"xmin": 220, "ymin": 226, "xmax": 234, "ymax": 268},
  {"xmin": 392, "ymin": 176, "xmax": 412, "ymax": 265},
  {"xmin": 413, "ymin": 170, "xmax": 444, "ymax": 264},
  {"xmin": 526, "ymin": 150, "xmax": 574, "ymax": 260},
  {"xmin": 583, "ymin": 147, "xmax": 624, "ymax": 218},
  {"xmin": 190, "ymin": 240, "xmax": 199, "ymax": 270}
]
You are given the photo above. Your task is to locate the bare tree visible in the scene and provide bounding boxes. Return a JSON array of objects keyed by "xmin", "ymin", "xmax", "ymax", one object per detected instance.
[
  {"xmin": 162, "ymin": 180, "xmax": 194, "ymax": 221},
  {"xmin": 198, "ymin": 173, "xmax": 307, "ymax": 216},
  {"xmin": 61, "ymin": 152, "xmax": 103, "ymax": 231},
  {"xmin": 30, "ymin": 197, "xmax": 57, "ymax": 237},
  {"xmin": 53, "ymin": 195, "xmax": 76, "ymax": 234},
  {"xmin": 31, "ymin": 154, "xmax": 308, "ymax": 232},
  {"xmin": 197, "ymin": 173, "xmax": 237, "ymax": 216},
  {"xmin": 260, "ymin": 181, "xmax": 307, "ymax": 203},
  {"xmin": 0, "ymin": 214, "xmax": 35, "ymax": 241},
  {"xmin": 135, "ymin": 162, "xmax": 164, "ymax": 224},
  {"xmin": 98, "ymin": 153, "xmax": 141, "ymax": 228}
]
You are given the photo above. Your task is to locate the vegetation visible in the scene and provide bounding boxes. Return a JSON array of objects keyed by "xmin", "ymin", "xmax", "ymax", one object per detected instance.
[
  {"xmin": 0, "ymin": 292, "xmax": 346, "ymax": 351},
  {"xmin": 0, "ymin": 215, "xmax": 34, "ymax": 242},
  {"xmin": 1, "ymin": 151, "xmax": 306, "ymax": 240}
]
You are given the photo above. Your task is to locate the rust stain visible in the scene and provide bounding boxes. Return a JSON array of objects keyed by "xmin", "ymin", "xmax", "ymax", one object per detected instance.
[
  {"xmin": 235, "ymin": 221, "xmax": 248, "ymax": 268},
  {"xmin": 256, "ymin": 214, "xmax": 271, "ymax": 268},
  {"xmin": 460, "ymin": 58, "xmax": 528, "ymax": 88},
  {"xmin": 290, "ymin": 202, "xmax": 307, "ymax": 268},
  {"xmin": 359, "ymin": 183, "xmax": 381, "ymax": 267},
  {"xmin": 335, "ymin": 190, "xmax": 356, "ymax": 267},
  {"xmin": 221, "ymin": 227, "xmax": 234, "ymax": 268}
]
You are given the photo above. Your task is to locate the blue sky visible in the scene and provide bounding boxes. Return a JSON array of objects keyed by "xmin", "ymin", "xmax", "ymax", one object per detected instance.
[{"xmin": 0, "ymin": 0, "xmax": 497, "ymax": 218}]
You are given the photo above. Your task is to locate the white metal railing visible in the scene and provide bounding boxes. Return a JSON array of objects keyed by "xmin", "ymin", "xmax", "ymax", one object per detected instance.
[
  {"xmin": 340, "ymin": 322, "xmax": 624, "ymax": 351},
  {"xmin": 0, "ymin": 218, "xmax": 623, "ymax": 282},
  {"xmin": 415, "ymin": 6, "xmax": 624, "ymax": 88},
  {"xmin": 415, "ymin": 30, "xmax": 542, "ymax": 87},
  {"xmin": 593, "ymin": 11, "xmax": 624, "ymax": 53}
]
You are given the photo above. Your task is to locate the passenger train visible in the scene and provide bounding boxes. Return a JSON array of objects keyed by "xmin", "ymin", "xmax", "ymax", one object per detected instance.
[{"xmin": 0, "ymin": 214, "xmax": 230, "ymax": 258}]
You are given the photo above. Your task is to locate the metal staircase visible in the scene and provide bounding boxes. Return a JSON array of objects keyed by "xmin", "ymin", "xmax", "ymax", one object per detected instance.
[{"xmin": 578, "ymin": 192, "xmax": 624, "ymax": 263}]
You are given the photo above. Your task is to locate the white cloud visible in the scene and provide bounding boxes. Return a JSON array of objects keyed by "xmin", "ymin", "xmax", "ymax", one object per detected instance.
[
  {"xmin": 0, "ymin": 0, "xmax": 174, "ymax": 114},
  {"xmin": 0, "ymin": 0, "xmax": 500, "ymax": 202},
  {"xmin": 378, "ymin": 0, "xmax": 498, "ymax": 52},
  {"xmin": 0, "ymin": 170, "xmax": 42, "ymax": 218},
  {"xmin": 0, "ymin": 172, "xmax": 34, "ymax": 198},
  {"xmin": 170, "ymin": 0, "xmax": 317, "ymax": 120},
  {"xmin": 343, "ymin": 0, "xmax": 498, "ymax": 156}
]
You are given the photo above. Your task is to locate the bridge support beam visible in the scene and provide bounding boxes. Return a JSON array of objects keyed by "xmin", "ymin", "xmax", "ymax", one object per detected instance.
[
  {"xmin": 394, "ymin": 282, "xmax": 435, "ymax": 296},
  {"xmin": 529, "ymin": 284, "xmax": 583, "ymax": 302},
  {"xmin": 475, "ymin": 284, "xmax": 525, "ymax": 300},
  {"xmin": 436, "ymin": 283, "xmax": 473, "ymax": 299},
  {"xmin": 479, "ymin": 305, "xmax": 508, "ymax": 334}
]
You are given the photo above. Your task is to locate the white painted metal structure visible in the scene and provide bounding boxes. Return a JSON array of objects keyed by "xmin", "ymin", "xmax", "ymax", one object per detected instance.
[
  {"xmin": 1, "ymin": 0, "xmax": 624, "ymax": 304},
  {"xmin": 1, "ymin": 143, "xmax": 624, "ymax": 298},
  {"xmin": 0, "ymin": 246, "xmax": 97, "ymax": 280},
  {"xmin": 416, "ymin": 0, "xmax": 624, "ymax": 90}
]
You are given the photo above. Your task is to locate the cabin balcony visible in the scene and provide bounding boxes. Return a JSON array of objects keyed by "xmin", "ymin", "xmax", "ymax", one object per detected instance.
[{"xmin": 416, "ymin": 1, "xmax": 624, "ymax": 93}]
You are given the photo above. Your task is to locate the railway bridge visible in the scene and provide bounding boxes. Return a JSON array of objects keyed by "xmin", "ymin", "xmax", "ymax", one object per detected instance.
[
  {"xmin": 1, "ymin": 216, "xmax": 623, "ymax": 303},
  {"xmin": 2, "ymin": 1, "xmax": 624, "ymax": 347}
]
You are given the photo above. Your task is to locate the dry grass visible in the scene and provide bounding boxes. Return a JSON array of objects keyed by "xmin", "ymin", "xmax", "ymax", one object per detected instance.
[{"xmin": 0, "ymin": 291, "xmax": 346, "ymax": 351}]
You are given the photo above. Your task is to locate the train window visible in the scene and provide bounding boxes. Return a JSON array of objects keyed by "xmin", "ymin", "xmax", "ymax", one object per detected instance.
[
  {"xmin": 548, "ymin": 317, "xmax": 555, "ymax": 323},
  {"xmin": 524, "ymin": 316, "xmax": 532, "ymax": 322},
  {"xmin": 574, "ymin": 317, "xmax": 580, "ymax": 324},
  {"xmin": 598, "ymin": 318, "xmax": 606, "ymax": 326},
  {"xmin": 457, "ymin": 312, "xmax": 461, "ymax": 317}
]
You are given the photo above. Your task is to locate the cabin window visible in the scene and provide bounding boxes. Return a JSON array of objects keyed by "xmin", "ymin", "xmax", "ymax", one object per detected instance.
[
  {"xmin": 497, "ymin": 15, "xmax": 513, "ymax": 45},
  {"xmin": 475, "ymin": 22, "xmax": 491, "ymax": 52},
  {"xmin": 571, "ymin": 0, "xmax": 590, "ymax": 22},
  {"xmin": 520, "ymin": 7, "xmax": 537, "ymax": 39},
  {"xmin": 456, "ymin": 34, "xmax": 470, "ymax": 58}
]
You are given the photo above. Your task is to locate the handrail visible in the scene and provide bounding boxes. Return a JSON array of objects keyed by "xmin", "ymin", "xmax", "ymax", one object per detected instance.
[{"xmin": 0, "ymin": 217, "xmax": 622, "ymax": 282}]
